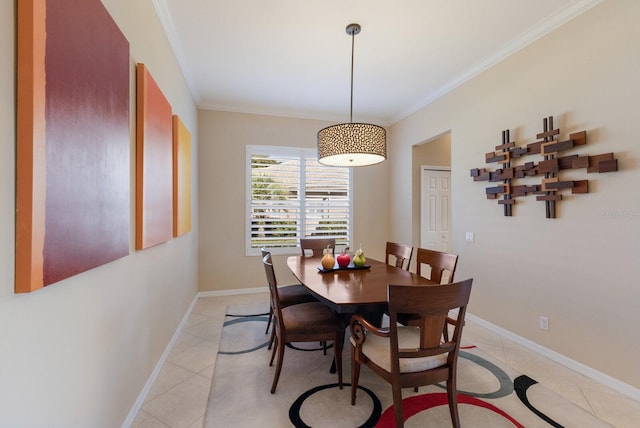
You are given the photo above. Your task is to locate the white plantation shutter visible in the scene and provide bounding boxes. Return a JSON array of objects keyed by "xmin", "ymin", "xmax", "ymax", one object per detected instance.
[
  {"xmin": 247, "ymin": 146, "xmax": 351, "ymax": 255},
  {"xmin": 304, "ymin": 157, "xmax": 350, "ymax": 240}
]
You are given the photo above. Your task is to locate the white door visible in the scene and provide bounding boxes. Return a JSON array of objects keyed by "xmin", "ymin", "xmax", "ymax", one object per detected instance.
[{"xmin": 420, "ymin": 167, "xmax": 452, "ymax": 252}]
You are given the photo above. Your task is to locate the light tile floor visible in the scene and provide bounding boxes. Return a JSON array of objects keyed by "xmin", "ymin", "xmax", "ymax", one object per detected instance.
[{"xmin": 131, "ymin": 292, "xmax": 640, "ymax": 428}]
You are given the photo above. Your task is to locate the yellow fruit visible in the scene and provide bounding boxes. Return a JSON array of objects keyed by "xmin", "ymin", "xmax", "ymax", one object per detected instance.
[{"xmin": 321, "ymin": 246, "xmax": 335, "ymax": 269}]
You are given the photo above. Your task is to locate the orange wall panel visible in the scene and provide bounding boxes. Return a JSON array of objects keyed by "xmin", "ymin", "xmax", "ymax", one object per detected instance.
[
  {"xmin": 136, "ymin": 63, "xmax": 174, "ymax": 250},
  {"xmin": 173, "ymin": 115, "xmax": 192, "ymax": 237}
]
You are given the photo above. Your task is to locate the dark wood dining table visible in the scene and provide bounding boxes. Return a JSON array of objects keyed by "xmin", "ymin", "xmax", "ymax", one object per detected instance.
[
  {"xmin": 287, "ymin": 255, "xmax": 437, "ymax": 374},
  {"xmin": 286, "ymin": 255, "xmax": 436, "ymax": 318}
]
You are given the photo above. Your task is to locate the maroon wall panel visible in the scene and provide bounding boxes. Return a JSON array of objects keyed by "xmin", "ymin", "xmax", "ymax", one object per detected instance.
[{"xmin": 42, "ymin": 0, "xmax": 130, "ymax": 285}]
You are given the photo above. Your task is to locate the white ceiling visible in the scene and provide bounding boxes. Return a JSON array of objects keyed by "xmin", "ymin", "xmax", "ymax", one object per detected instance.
[{"xmin": 153, "ymin": 0, "xmax": 601, "ymax": 125}]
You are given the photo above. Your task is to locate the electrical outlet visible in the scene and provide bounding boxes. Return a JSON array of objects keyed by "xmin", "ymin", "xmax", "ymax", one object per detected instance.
[{"xmin": 539, "ymin": 315, "xmax": 549, "ymax": 331}]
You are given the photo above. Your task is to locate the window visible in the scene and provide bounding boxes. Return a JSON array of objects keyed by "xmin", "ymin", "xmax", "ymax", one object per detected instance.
[{"xmin": 246, "ymin": 145, "xmax": 352, "ymax": 255}]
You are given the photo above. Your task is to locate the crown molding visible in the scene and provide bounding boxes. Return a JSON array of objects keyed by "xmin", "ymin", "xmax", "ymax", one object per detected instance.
[
  {"xmin": 151, "ymin": 0, "xmax": 201, "ymax": 105},
  {"xmin": 391, "ymin": 0, "xmax": 604, "ymax": 124}
]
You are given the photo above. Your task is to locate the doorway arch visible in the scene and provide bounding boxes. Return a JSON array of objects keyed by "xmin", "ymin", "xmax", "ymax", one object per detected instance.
[{"xmin": 411, "ymin": 132, "xmax": 452, "ymax": 261}]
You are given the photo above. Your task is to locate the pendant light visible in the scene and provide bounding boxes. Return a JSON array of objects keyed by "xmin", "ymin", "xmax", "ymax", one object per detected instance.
[{"xmin": 317, "ymin": 23, "xmax": 386, "ymax": 167}]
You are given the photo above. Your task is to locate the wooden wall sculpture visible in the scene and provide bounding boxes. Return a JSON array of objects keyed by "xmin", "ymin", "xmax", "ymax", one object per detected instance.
[
  {"xmin": 471, "ymin": 116, "xmax": 618, "ymax": 218},
  {"xmin": 16, "ymin": 0, "xmax": 130, "ymax": 292}
]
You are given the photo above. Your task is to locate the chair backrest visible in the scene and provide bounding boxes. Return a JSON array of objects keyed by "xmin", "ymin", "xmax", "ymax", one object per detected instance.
[
  {"xmin": 387, "ymin": 279, "xmax": 473, "ymax": 363},
  {"xmin": 385, "ymin": 241, "xmax": 413, "ymax": 271},
  {"xmin": 262, "ymin": 251, "xmax": 282, "ymax": 318},
  {"xmin": 300, "ymin": 238, "xmax": 335, "ymax": 257},
  {"xmin": 415, "ymin": 248, "xmax": 459, "ymax": 284}
]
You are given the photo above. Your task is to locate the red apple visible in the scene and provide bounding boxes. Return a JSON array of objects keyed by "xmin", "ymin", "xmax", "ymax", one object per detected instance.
[{"xmin": 337, "ymin": 248, "xmax": 351, "ymax": 268}]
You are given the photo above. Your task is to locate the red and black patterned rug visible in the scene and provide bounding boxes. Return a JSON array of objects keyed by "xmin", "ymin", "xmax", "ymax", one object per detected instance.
[{"xmin": 204, "ymin": 303, "xmax": 610, "ymax": 427}]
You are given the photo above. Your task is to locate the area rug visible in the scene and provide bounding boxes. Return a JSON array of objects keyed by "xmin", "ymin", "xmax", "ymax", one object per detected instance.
[{"xmin": 204, "ymin": 303, "xmax": 610, "ymax": 427}]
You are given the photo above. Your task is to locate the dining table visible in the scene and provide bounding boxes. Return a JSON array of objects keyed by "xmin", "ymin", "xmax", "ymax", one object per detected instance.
[
  {"xmin": 286, "ymin": 255, "xmax": 436, "ymax": 320},
  {"xmin": 287, "ymin": 255, "xmax": 438, "ymax": 374}
]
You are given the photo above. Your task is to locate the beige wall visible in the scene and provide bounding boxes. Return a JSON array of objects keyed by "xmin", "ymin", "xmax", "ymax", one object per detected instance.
[
  {"xmin": 197, "ymin": 110, "xmax": 389, "ymax": 291},
  {"xmin": 390, "ymin": 0, "xmax": 640, "ymax": 389},
  {"xmin": 413, "ymin": 132, "xmax": 452, "ymax": 169},
  {"xmin": 0, "ymin": 1, "xmax": 199, "ymax": 426}
]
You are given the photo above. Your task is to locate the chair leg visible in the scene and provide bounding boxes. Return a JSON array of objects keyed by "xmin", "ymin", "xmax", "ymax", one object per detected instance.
[
  {"xmin": 267, "ymin": 327, "xmax": 275, "ymax": 350},
  {"xmin": 269, "ymin": 335, "xmax": 279, "ymax": 366},
  {"xmin": 334, "ymin": 332, "xmax": 343, "ymax": 389},
  {"xmin": 270, "ymin": 336, "xmax": 286, "ymax": 394},
  {"xmin": 447, "ymin": 378, "xmax": 461, "ymax": 428},
  {"xmin": 265, "ymin": 307, "xmax": 273, "ymax": 334},
  {"xmin": 350, "ymin": 346, "xmax": 360, "ymax": 405},
  {"xmin": 392, "ymin": 381, "xmax": 405, "ymax": 428}
]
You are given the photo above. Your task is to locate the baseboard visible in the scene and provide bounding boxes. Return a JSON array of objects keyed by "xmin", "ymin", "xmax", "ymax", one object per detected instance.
[
  {"xmin": 121, "ymin": 294, "xmax": 200, "ymax": 428},
  {"xmin": 466, "ymin": 312, "xmax": 640, "ymax": 403},
  {"xmin": 198, "ymin": 286, "xmax": 267, "ymax": 298}
]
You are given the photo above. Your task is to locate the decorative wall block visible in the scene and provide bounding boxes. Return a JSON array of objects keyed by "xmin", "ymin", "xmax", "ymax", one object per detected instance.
[{"xmin": 470, "ymin": 115, "xmax": 619, "ymax": 218}]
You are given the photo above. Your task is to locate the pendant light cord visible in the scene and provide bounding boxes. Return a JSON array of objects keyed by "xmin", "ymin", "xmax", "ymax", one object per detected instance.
[{"xmin": 349, "ymin": 28, "xmax": 355, "ymax": 123}]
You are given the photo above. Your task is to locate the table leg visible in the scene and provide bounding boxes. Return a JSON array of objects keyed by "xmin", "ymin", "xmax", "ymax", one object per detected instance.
[{"xmin": 329, "ymin": 309, "xmax": 385, "ymax": 374}]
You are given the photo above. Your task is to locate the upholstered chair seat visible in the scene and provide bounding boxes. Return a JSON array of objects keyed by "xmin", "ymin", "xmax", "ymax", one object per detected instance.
[
  {"xmin": 350, "ymin": 326, "xmax": 447, "ymax": 373},
  {"xmin": 282, "ymin": 302, "xmax": 343, "ymax": 336}
]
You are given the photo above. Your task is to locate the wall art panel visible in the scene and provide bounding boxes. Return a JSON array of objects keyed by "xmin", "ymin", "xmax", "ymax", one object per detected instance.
[
  {"xmin": 135, "ymin": 63, "xmax": 173, "ymax": 249},
  {"xmin": 173, "ymin": 115, "xmax": 192, "ymax": 237},
  {"xmin": 16, "ymin": 0, "xmax": 131, "ymax": 293}
]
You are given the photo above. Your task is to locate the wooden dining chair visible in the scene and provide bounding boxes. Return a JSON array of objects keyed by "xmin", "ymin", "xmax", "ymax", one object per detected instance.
[
  {"xmin": 415, "ymin": 247, "xmax": 458, "ymax": 284},
  {"xmin": 350, "ymin": 279, "xmax": 473, "ymax": 428},
  {"xmin": 416, "ymin": 247, "xmax": 460, "ymax": 341},
  {"xmin": 300, "ymin": 237, "xmax": 336, "ymax": 257},
  {"xmin": 263, "ymin": 251, "xmax": 344, "ymax": 394},
  {"xmin": 261, "ymin": 248, "xmax": 316, "ymax": 349},
  {"xmin": 385, "ymin": 241, "xmax": 413, "ymax": 271}
]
